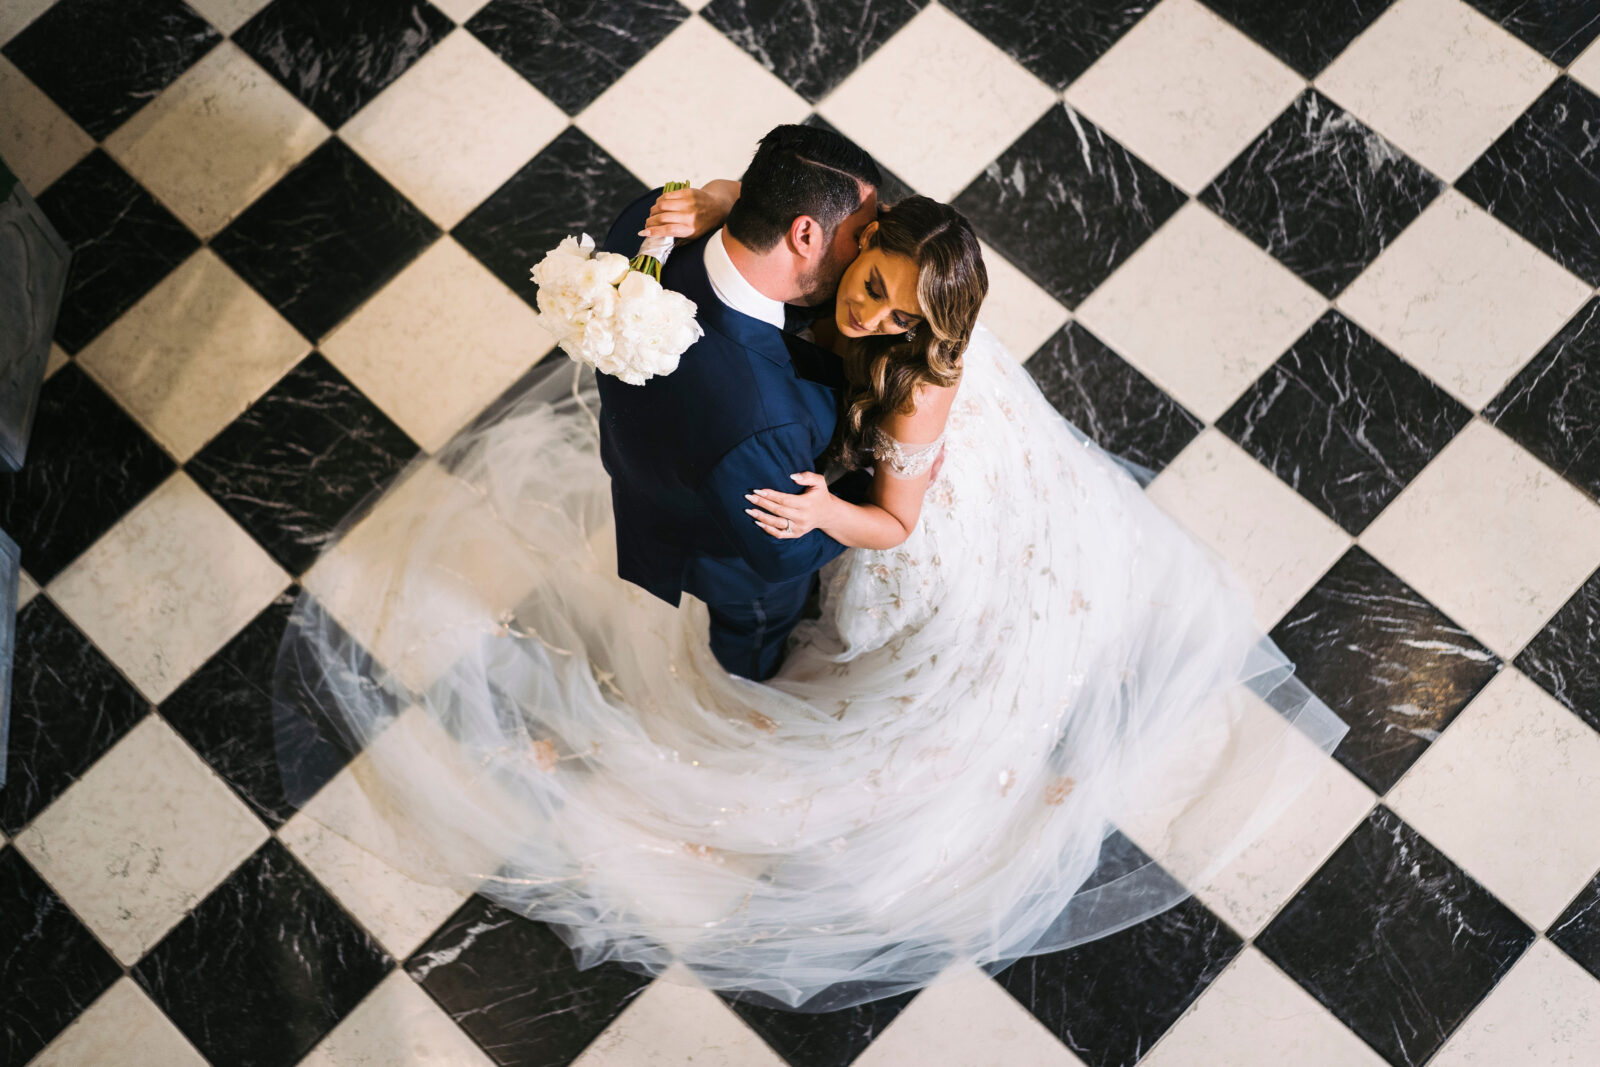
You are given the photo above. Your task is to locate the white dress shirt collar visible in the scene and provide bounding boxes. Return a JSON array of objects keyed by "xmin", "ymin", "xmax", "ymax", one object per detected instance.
[{"xmin": 703, "ymin": 227, "xmax": 787, "ymax": 331}]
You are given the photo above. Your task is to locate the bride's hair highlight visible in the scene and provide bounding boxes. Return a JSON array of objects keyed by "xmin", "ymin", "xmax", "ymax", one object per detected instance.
[{"xmin": 835, "ymin": 197, "xmax": 988, "ymax": 470}]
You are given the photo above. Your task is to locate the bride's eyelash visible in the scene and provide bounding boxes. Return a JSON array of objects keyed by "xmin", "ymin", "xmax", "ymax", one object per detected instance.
[{"xmin": 865, "ymin": 277, "xmax": 913, "ymax": 330}]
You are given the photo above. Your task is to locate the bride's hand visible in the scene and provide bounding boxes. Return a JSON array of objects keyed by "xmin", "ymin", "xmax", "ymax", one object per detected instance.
[
  {"xmin": 745, "ymin": 472, "xmax": 835, "ymax": 540},
  {"xmin": 640, "ymin": 179, "xmax": 740, "ymax": 241}
]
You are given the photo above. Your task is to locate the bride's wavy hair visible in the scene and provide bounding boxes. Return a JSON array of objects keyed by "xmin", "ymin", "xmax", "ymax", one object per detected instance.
[{"xmin": 834, "ymin": 196, "xmax": 988, "ymax": 470}]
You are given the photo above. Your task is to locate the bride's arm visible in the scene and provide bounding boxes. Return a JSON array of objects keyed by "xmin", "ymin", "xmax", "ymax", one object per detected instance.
[
  {"xmin": 747, "ymin": 384, "xmax": 956, "ymax": 551},
  {"xmin": 638, "ymin": 180, "xmax": 741, "ymax": 241}
]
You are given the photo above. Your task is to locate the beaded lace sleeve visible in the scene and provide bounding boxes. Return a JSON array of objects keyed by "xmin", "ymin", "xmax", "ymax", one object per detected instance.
[{"xmin": 871, "ymin": 427, "xmax": 946, "ymax": 479}]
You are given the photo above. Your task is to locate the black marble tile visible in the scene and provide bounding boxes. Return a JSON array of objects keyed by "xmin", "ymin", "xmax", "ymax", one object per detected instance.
[
  {"xmin": 34, "ymin": 149, "xmax": 200, "ymax": 354},
  {"xmin": 1269, "ymin": 547, "xmax": 1502, "ymax": 795},
  {"xmin": 1486, "ymin": 298, "xmax": 1600, "ymax": 502},
  {"xmin": 721, "ymin": 986, "xmax": 919, "ymax": 1066},
  {"xmin": 703, "ymin": 0, "xmax": 925, "ymax": 103},
  {"xmin": 1026, "ymin": 320, "xmax": 1203, "ymax": 476},
  {"xmin": 1201, "ymin": 90, "xmax": 1443, "ymax": 299},
  {"xmin": 1463, "ymin": 0, "xmax": 1600, "ymax": 66},
  {"xmin": 1199, "ymin": 0, "xmax": 1397, "ymax": 78},
  {"xmin": 453, "ymin": 126, "xmax": 647, "ymax": 310},
  {"xmin": 232, "ymin": 0, "xmax": 454, "ymax": 129},
  {"xmin": 0, "ymin": 846, "xmax": 123, "ymax": 1065},
  {"xmin": 803, "ymin": 113, "xmax": 917, "ymax": 204},
  {"xmin": 134, "ymin": 838, "xmax": 392, "ymax": 1067},
  {"xmin": 185, "ymin": 353, "xmax": 419, "ymax": 575},
  {"xmin": 954, "ymin": 103, "xmax": 1188, "ymax": 309},
  {"xmin": 465, "ymin": 0, "xmax": 688, "ymax": 116},
  {"xmin": 1218, "ymin": 311, "xmax": 1473, "ymax": 535},
  {"xmin": 943, "ymin": 0, "xmax": 1158, "ymax": 89},
  {"xmin": 995, "ymin": 896, "xmax": 1242, "ymax": 1067},
  {"xmin": 0, "ymin": 0, "xmax": 220, "ymax": 142},
  {"xmin": 0, "ymin": 363, "xmax": 175, "ymax": 584},
  {"xmin": 210, "ymin": 137, "xmax": 439, "ymax": 342},
  {"xmin": 2, "ymin": 599, "xmax": 151, "ymax": 835},
  {"xmin": 1258, "ymin": 806, "xmax": 1534, "ymax": 1067},
  {"xmin": 1550, "ymin": 871, "xmax": 1600, "ymax": 982},
  {"xmin": 160, "ymin": 588, "xmax": 387, "ymax": 828},
  {"xmin": 406, "ymin": 894, "xmax": 654, "ymax": 1066},
  {"xmin": 1516, "ymin": 566, "xmax": 1600, "ymax": 736},
  {"xmin": 1457, "ymin": 77, "xmax": 1600, "ymax": 287}
]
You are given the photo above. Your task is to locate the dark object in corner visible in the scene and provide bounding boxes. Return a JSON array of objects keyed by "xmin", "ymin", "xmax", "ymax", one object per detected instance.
[{"xmin": 0, "ymin": 153, "xmax": 69, "ymax": 471}]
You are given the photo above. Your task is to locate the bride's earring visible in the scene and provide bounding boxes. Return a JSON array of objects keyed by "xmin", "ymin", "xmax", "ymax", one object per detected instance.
[{"xmin": 906, "ymin": 324, "xmax": 917, "ymax": 343}]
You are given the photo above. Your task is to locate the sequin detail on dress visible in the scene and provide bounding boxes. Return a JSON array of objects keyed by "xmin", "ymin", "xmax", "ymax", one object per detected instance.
[{"xmin": 871, "ymin": 427, "xmax": 945, "ymax": 478}]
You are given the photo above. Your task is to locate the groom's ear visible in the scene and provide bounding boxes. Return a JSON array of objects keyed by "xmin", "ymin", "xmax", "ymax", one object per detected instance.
[{"xmin": 787, "ymin": 214, "xmax": 826, "ymax": 262}]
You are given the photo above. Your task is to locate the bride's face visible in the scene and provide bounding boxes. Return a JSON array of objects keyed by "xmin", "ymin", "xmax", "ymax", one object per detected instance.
[{"xmin": 834, "ymin": 222, "xmax": 925, "ymax": 339}]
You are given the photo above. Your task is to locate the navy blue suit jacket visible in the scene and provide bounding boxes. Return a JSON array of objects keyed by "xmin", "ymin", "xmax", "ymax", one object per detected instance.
[{"xmin": 595, "ymin": 189, "xmax": 848, "ymax": 607}]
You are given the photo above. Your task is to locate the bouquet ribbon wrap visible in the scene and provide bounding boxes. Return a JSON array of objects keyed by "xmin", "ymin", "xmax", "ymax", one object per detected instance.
[{"xmin": 629, "ymin": 180, "xmax": 689, "ymax": 280}]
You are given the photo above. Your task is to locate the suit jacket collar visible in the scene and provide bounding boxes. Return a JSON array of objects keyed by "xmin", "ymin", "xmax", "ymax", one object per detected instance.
[{"xmin": 666, "ymin": 238, "xmax": 846, "ymax": 391}]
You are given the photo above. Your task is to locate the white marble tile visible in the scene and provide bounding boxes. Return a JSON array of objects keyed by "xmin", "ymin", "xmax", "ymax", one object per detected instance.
[
  {"xmin": 1336, "ymin": 189, "xmax": 1591, "ymax": 410},
  {"xmin": 12, "ymin": 714, "xmax": 269, "ymax": 965},
  {"xmin": 43, "ymin": 343, "xmax": 68, "ymax": 382},
  {"xmin": 44, "ymin": 343, "xmax": 68, "ymax": 380},
  {"xmin": 301, "ymin": 969, "xmax": 498, "ymax": 1067},
  {"xmin": 851, "ymin": 962, "xmax": 1086, "ymax": 1067},
  {"xmin": 571, "ymin": 966, "xmax": 790, "ymax": 1067},
  {"xmin": 1387, "ymin": 668, "xmax": 1600, "ymax": 928},
  {"xmin": 279, "ymin": 706, "xmax": 476, "ymax": 962},
  {"xmin": 819, "ymin": 5, "xmax": 1057, "ymax": 201},
  {"xmin": 1359, "ymin": 419, "xmax": 1600, "ymax": 658},
  {"xmin": 183, "ymin": 0, "xmax": 274, "ymax": 35},
  {"xmin": 1572, "ymin": 36, "xmax": 1600, "ymax": 97},
  {"xmin": 579, "ymin": 16, "xmax": 810, "ymax": 187},
  {"xmin": 1141, "ymin": 948, "xmax": 1388, "ymax": 1067},
  {"xmin": 0, "ymin": 0, "xmax": 52, "ymax": 48},
  {"xmin": 1430, "ymin": 939, "xmax": 1600, "ymax": 1066},
  {"xmin": 1316, "ymin": 0, "xmax": 1556, "ymax": 181},
  {"xmin": 102, "ymin": 40, "xmax": 328, "ymax": 238},
  {"xmin": 48, "ymin": 473, "xmax": 291, "ymax": 704},
  {"xmin": 1195, "ymin": 735, "xmax": 1375, "ymax": 937},
  {"xmin": 1064, "ymin": 0, "xmax": 1304, "ymax": 193},
  {"xmin": 1075, "ymin": 201, "xmax": 1328, "ymax": 423},
  {"xmin": 0, "ymin": 53, "xmax": 93, "ymax": 194},
  {"xmin": 321, "ymin": 237, "xmax": 554, "ymax": 452},
  {"xmin": 301, "ymin": 459, "xmax": 543, "ymax": 690},
  {"xmin": 28, "ymin": 977, "xmax": 209, "ymax": 1067},
  {"xmin": 16, "ymin": 569, "xmax": 37, "ymax": 611},
  {"xmin": 976, "ymin": 240, "xmax": 1070, "ymax": 364},
  {"xmin": 1146, "ymin": 430, "xmax": 1353, "ymax": 631},
  {"xmin": 1117, "ymin": 681, "xmax": 1368, "ymax": 940},
  {"xmin": 341, "ymin": 30, "xmax": 568, "ymax": 230},
  {"xmin": 76, "ymin": 249, "xmax": 310, "ymax": 460}
]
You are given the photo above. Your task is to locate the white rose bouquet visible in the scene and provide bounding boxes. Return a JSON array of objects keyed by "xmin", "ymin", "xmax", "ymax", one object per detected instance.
[{"xmin": 529, "ymin": 180, "xmax": 702, "ymax": 386}]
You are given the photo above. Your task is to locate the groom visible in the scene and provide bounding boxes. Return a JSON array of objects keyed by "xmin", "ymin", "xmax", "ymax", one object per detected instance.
[{"xmin": 595, "ymin": 125, "xmax": 882, "ymax": 681}]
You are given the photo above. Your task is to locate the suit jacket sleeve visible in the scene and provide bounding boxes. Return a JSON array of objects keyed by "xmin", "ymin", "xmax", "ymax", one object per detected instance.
[
  {"xmin": 602, "ymin": 187, "xmax": 664, "ymax": 258},
  {"xmin": 699, "ymin": 423, "xmax": 848, "ymax": 584}
]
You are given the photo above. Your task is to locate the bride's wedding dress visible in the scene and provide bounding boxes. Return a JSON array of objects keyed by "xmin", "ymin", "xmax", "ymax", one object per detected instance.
[{"xmin": 272, "ymin": 322, "xmax": 1348, "ymax": 1012}]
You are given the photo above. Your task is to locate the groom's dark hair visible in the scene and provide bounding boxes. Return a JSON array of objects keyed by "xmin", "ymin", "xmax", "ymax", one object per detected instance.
[{"xmin": 726, "ymin": 124, "xmax": 882, "ymax": 253}]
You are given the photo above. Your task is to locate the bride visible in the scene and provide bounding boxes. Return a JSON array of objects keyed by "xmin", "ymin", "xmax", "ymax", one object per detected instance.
[{"xmin": 271, "ymin": 182, "xmax": 1349, "ymax": 1013}]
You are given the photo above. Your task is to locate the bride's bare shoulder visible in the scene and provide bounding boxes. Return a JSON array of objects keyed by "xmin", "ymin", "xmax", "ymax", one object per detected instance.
[{"xmin": 882, "ymin": 380, "xmax": 958, "ymax": 443}]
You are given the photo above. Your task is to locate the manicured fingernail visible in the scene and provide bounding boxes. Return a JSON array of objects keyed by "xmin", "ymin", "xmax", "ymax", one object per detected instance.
[
  {"xmin": 744, "ymin": 494, "xmax": 757, "ymax": 502},
  {"xmin": 745, "ymin": 509, "xmax": 758, "ymax": 517}
]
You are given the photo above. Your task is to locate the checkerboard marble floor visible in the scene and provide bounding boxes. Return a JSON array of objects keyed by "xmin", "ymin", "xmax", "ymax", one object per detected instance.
[{"xmin": 5, "ymin": 0, "xmax": 1600, "ymax": 1063}]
